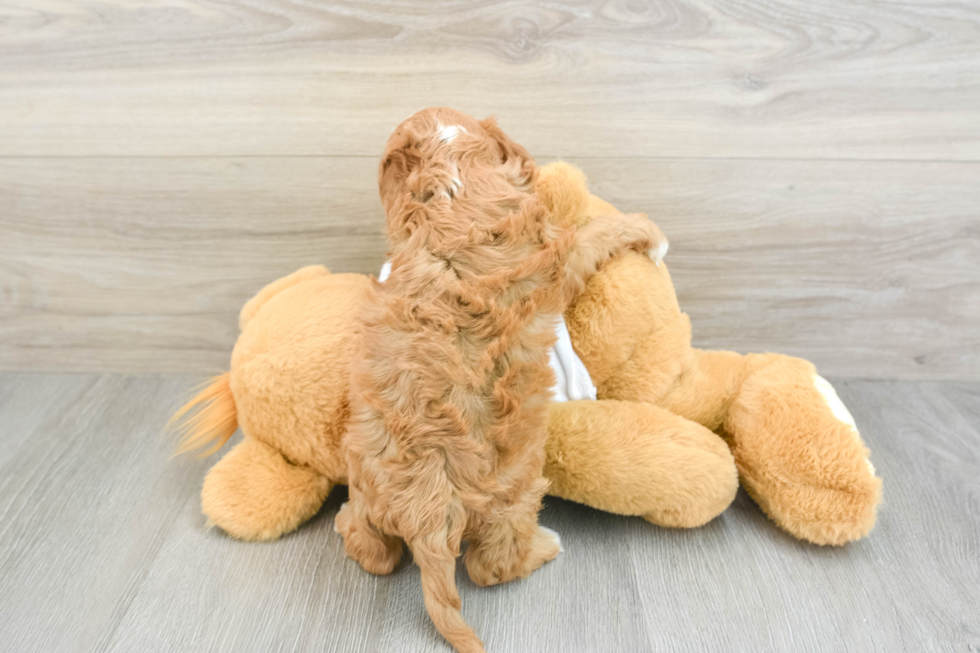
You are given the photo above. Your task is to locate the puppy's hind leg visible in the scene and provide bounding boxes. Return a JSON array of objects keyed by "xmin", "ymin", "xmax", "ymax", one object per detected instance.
[
  {"xmin": 335, "ymin": 489, "xmax": 403, "ymax": 575},
  {"xmin": 464, "ymin": 480, "xmax": 561, "ymax": 587}
]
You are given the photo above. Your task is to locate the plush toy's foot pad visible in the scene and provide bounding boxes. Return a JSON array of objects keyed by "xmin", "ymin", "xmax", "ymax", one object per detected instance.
[
  {"xmin": 202, "ymin": 437, "xmax": 333, "ymax": 541},
  {"xmin": 546, "ymin": 401, "xmax": 738, "ymax": 529},
  {"xmin": 724, "ymin": 356, "xmax": 882, "ymax": 545}
]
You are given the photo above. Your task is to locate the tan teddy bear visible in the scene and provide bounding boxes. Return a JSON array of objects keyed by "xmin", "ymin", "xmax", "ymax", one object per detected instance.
[{"xmin": 172, "ymin": 163, "xmax": 880, "ymax": 546}]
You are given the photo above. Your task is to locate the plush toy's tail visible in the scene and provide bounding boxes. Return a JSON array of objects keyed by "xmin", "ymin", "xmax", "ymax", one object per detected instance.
[
  {"xmin": 413, "ymin": 534, "xmax": 485, "ymax": 653},
  {"xmin": 167, "ymin": 372, "xmax": 238, "ymax": 457}
]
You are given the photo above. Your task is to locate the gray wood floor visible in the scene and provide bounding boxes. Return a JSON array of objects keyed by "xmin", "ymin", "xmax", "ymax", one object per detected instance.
[{"xmin": 0, "ymin": 372, "xmax": 977, "ymax": 652}]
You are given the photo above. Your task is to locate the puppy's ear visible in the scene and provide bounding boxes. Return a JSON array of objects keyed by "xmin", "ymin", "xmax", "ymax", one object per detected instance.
[
  {"xmin": 378, "ymin": 128, "xmax": 423, "ymax": 214},
  {"xmin": 479, "ymin": 117, "xmax": 536, "ymax": 192}
]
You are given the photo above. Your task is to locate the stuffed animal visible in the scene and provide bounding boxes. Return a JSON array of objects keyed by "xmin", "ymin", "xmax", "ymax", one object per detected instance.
[
  {"xmin": 172, "ymin": 163, "xmax": 881, "ymax": 546},
  {"xmin": 537, "ymin": 163, "xmax": 881, "ymax": 545}
]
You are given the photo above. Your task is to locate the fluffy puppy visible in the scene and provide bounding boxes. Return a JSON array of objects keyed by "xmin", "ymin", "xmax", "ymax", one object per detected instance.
[{"xmin": 336, "ymin": 108, "xmax": 665, "ymax": 653}]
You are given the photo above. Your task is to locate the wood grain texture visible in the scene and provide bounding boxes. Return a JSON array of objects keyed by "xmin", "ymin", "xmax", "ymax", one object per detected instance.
[
  {"xmin": 583, "ymin": 158, "xmax": 980, "ymax": 381},
  {"xmin": 0, "ymin": 156, "xmax": 389, "ymax": 373},
  {"xmin": 2, "ymin": 156, "xmax": 977, "ymax": 378},
  {"xmin": 0, "ymin": 373, "xmax": 978, "ymax": 651},
  {"xmin": 0, "ymin": 373, "xmax": 211, "ymax": 653},
  {"xmin": 1, "ymin": 0, "xmax": 978, "ymax": 377},
  {"xmin": 0, "ymin": 0, "xmax": 978, "ymax": 159}
]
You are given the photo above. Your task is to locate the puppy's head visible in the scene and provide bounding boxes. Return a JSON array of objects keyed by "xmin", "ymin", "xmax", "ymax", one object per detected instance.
[{"xmin": 378, "ymin": 108, "xmax": 537, "ymax": 240}]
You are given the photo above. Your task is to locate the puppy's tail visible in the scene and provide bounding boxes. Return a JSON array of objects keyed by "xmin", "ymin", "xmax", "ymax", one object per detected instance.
[
  {"xmin": 413, "ymin": 533, "xmax": 485, "ymax": 653},
  {"xmin": 167, "ymin": 372, "xmax": 238, "ymax": 457}
]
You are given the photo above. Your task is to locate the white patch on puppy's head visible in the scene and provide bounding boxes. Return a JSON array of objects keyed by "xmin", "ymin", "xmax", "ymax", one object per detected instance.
[{"xmin": 438, "ymin": 124, "xmax": 465, "ymax": 143}]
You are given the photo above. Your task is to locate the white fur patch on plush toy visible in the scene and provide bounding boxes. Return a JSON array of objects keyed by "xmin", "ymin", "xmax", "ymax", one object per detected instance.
[
  {"xmin": 648, "ymin": 239, "xmax": 669, "ymax": 266},
  {"xmin": 813, "ymin": 375, "xmax": 876, "ymax": 475}
]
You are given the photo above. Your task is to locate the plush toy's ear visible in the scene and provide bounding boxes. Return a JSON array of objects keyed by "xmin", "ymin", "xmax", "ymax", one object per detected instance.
[{"xmin": 536, "ymin": 162, "xmax": 591, "ymax": 228}]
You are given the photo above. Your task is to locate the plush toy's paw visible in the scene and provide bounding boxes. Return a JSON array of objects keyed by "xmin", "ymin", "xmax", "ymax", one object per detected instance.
[
  {"xmin": 724, "ymin": 355, "xmax": 882, "ymax": 545},
  {"xmin": 201, "ymin": 437, "xmax": 333, "ymax": 541},
  {"xmin": 812, "ymin": 374, "xmax": 876, "ymax": 476},
  {"xmin": 545, "ymin": 401, "xmax": 738, "ymax": 528},
  {"xmin": 614, "ymin": 212, "xmax": 667, "ymax": 260},
  {"xmin": 647, "ymin": 239, "xmax": 670, "ymax": 267}
]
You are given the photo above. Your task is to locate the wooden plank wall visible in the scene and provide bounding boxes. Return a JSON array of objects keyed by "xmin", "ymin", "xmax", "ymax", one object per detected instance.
[{"xmin": 1, "ymin": 0, "xmax": 978, "ymax": 379}]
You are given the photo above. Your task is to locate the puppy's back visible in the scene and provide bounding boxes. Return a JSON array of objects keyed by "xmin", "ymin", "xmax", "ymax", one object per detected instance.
[{"xmin": 346, "ymin": 109, "xmax": 563, "ymax": 653}]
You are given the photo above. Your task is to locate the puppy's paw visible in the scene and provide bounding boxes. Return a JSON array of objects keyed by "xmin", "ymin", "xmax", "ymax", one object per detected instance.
[
  {"xmin": 532, "ymin": 526, "xmax": 562, "ymax": 565},
  {"xmin": 333, "ymin": 502, "xmax": 349, "ymax": 534},
  {"xmin": 539, "ymin": 526, "xmax": 564, "ymax": 554},
  {"xmin": 335, "ymin": 502, "xmax": 403, "ymax": 575}
]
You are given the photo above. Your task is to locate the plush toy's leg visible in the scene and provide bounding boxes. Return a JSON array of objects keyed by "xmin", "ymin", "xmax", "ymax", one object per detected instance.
[
  {"xmin": 545, "ymin": 400, "xmax": 738, "ymax": 528},
  {"xmin": 201, "ymin": 436, "xmax": 334, "ymax": 541},
  {"xmin": 721, "ymin": 354, "xmax": 882, "ymax": 545}
]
